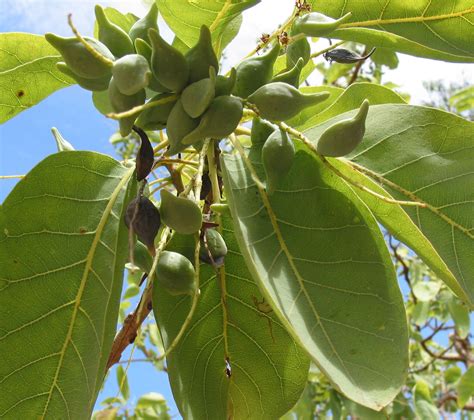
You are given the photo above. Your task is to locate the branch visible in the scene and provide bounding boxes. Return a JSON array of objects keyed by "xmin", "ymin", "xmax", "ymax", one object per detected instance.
[
  {"xmin": 419, "ymin": 339, "xmax": 464, "ymax": 362},
  {"xmin": 437, "ymin": 393, "xmax": 474, "ymax": 411},
  {"xmin": 105, "ymin": 293, "xmax": 152, "ymax": 370}
]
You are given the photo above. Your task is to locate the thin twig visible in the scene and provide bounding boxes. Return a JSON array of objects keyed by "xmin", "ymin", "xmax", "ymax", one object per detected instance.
[
  {"xmin": 67, "ymin": 14, "xmax": 113, "ymax": 67},
  {"xmin": 106, "ymin": 95, "xmax": 178, "ymax": 120}
]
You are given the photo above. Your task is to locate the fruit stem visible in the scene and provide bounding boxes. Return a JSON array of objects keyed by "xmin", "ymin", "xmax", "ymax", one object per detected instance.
[
  {"xmin": 0, "ymin": 175, "xmax": 25, "ymax": 179},
  {"xmin": 151, "ymin": 140, "xmax": 211, "ymax": 362},
  {"xmin": 107, "ymin": 94, "xmax": 178, "ymax": 120},
  {"xmin": 310, "ymin": 40, "xmax": 345, "ymax": 59},
  {"xmin": 67, "ymin": 14, "xmax": 114, "ymax": 67},
  {"xmin": 276, "ymin": 121, "xmax": 427, "ymax": 208}
]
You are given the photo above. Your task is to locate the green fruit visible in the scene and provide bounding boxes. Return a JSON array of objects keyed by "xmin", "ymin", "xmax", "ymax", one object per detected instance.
[
  {"xmin": 160, "ymin": 189, "xmax": 202, "ymax": 235},
  {"xmin": 166, "ymin": 99, "xmax": 200, "ymax": 155},
  {"xmin": 215, "ymin": 67, "xmax": 236, "ymax": 97},
  {"xmin": 262, "ymin": 128, "xmax": 295, "ymax": 195},
  {"xmin": 136, "ymin": 93, "xmax": 177, "ymax": 131},
  {"xmin": 149, "ymin": 29, "xmax": 189, "ymax": 92},
  {"xmin": 181, "ymin": 67, "xmax": 216, "ymax": 118},
  {"xmin": 271, "ymin": 57, "xmax": 304, "ymax": 87},
  {"xmin": 248, "ymin": 82, "xmax": 330, "ymax": 121},
  {"xmin": 233, "ymin": 43, "xmax": 280, "ymax": 98},
  {"xmin": 129, "ymin": 3, "xmax": 158, "ymax": 44},
  {"xmin": 45, "ymin": 33, "xmax": 114, "ymax": 79},
  {"xmin": 156, "ymin": 251, "xmax": 196, "ymax": 295},
  {"xmin": 315, "ymin": 99, "xmax": 369, "ymax": 157},
  {"xmin": 182, "ymin": 96, "xmax": 243, "ymax": 145},
  {"xmin": 185, "ymin": 25, "xmax": 219, "ymax": 83},
  {"xmin": 134, "ymin": 39, "xmax": 169, "ymax": 92},
  {"xmin": 95, "ymin": 5, "xmax": 134, "ymax": 57},
  {"xmin": 286, "ymin": 35, "xmax": 310, "ymax": 68},
  {"xmin": 250, "ymin": 117, "xmax": 276, "ymax": 145},
  {"xmin": 112, "ymin": 54, "xmax": 151, "ymax": 95},
  {"xmin": 293, "ymin": 12, "xmax": 352, "ymax": 37},
  {"xmin": 124, "ymin": 195, "xmax": 161, "ymax": 250},
  {"xmin": 132, "ymin": 241, "xmax": 154, "ymax": 274},
  {"xmin": 108, "ymin": 77, "xmax": 146, "ymax": 136},
  {"xmin": 56, "ymin": 62, "xmax": 110, "ymax": 91},
  {"xmin": 199, "ymin": 229, "xmax": 227, "ymax": 267}
]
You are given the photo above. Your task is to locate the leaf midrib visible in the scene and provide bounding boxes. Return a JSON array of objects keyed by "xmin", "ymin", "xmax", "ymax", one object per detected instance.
[
  {"xmin": 229, "ymin": 149, "xmax": 356, "ymax": 386},
  {"xmin": 340, "ymin": 6, "xmax": 474, "ymax": 28},
  {"xmin": 0, "ymin": 55, "xmax": 63, "ymax": 76},
  {"xmin": 40, "ymin": 167, "xmax": 133, "ymax": 418}
]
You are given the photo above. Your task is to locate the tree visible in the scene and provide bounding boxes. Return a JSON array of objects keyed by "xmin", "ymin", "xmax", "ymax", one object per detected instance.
[{"xmin": 0, "ymin": 1, "xmax": 472, "ymax": 419}]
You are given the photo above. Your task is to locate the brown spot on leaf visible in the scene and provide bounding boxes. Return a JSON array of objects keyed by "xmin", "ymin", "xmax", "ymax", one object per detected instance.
[
  {"xmin": 79, "ymin": 227, "xmax": 87, "ymax": 234},
  {"xmin": 17, "ymin": 90, "xmax": 25, "ymax": 98}
]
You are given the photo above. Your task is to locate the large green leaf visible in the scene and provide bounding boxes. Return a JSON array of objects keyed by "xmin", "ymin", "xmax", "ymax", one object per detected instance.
[
  {"xmin": 221, "ymin": 143, "xmax": 408, "ymax": 410},
  {"xmin": 156, "ymin": 0, "xmax": 260, "ymax": 55},
  {"xmin": 311, "ymin": 0, "xmax": 474, "ymax": 62},
  {"xmin": 152, "ymin": 213, "xmax": 310, "ymax": 419},
  {"xmin": 0, "ymin": 152, "xmax": 135, "ymax": 418},
  {"xmin": 328, "ymin": 159, "xmax": 469, "ymax": 304},
  {"xmin": 307, "ymin": 104, "xmax": 474, "ymax": 305},
  {"xmin": 0, "ymin": 33, "xmax": 71, "ymax": 124},
  {"xmin": 292, "ymin": 82, "xmax": 405, "ymax": 131}
]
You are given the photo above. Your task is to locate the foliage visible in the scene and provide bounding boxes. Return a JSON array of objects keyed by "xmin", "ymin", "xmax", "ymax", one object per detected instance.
[{"xmin": 0, "ymin": 1, "xmax": 472, "ymax": 419}]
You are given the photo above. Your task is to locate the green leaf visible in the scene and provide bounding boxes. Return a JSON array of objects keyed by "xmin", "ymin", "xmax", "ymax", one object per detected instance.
[
  {"xmin": 322, "ymin": 158, "xmax": 469, "ymax": 306},
  {"xmin": 152, "ymin": 213, "xmax": 310, "ymax": 419},
  {"xmin": 335, "ymin": 104, "xmax": 473, "ymax": 305},
  {"xmin": 450, "ymin": 86, "xmax": 474, "ymax": 113},
  {"xmin": 0, "ymin": 152, "xmax": 135, "ymax": 418},
  {"xmin": 294, "ymin": 82, "xmax": 405, "ymax": 131},
  {"xmin": 445, "ymin": 366, "xmax": 462, "ymax": 384},
  {"xmin": 413, "ymin": 380, "xmax": 439, "ymax": 419},
  {"xmin": 344, "ymin": 397, "xmax": 386, "ymax": 419},
  {"xmin": 311, "ymin": 1, "xmax": 474, "ymax": 62},
  {"xmin": 156, "ymin": 0, "xmax": 260, "ymax": 55},
  {"xmin": 371, "ymin": 48, "xmax": 399, "ymax": 69},
  {"xmin": 221, "ymin": 142, "xmax": 408, "ymax": 410},
  {"xmin": 136, "ymin": 392, "xmax": 166, "ymax": 408},
  {"xmin": 447, "ymin": 297, "xmax": 471, "ymax": 339},
  {"xmin": 411, "ymin": 301, "xmax": 430, "ymax": 326},
  {"xmin": 0, "ymin": 33, "xmax": 72, "ymax": 124},
  {"xmin": 458, "ymin": 366, "xmax": 474, "ymax": 408},
  {"xmin": 116, "ymin": 365, "xmax": 130, "ymax": 400},
  {"xmin": 412, "ymin": 281, "xmax": 441, "ymax": 302}
]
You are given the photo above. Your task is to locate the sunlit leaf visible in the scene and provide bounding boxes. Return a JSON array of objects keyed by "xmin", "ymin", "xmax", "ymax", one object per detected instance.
[
  {"xmin": 0, "ymin": 152, "xmax": 135, "ymax": 418},
  {"xmin": 156, "ymin": 0, "xmax": 260, "ymax": 55},
  {"xmin": 0, "ymin": 33, "xmax": 71, "ymax": 124},
  {"xmin": 311, "ymin": 1, "xmax": 474, "ymax": 62}
]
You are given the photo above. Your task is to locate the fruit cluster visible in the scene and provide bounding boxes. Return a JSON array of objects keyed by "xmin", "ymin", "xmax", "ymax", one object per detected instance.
[{"xmin": 45, "ymin": 4, "xmax": 372, "ymax": 294}]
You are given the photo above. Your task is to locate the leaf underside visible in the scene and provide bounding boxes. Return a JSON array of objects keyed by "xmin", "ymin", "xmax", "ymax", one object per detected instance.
[
  {"xmin": 221, "ymin": 143, "xmax": 408, "ymax": 410},
  {"xmin": 153, "ymin": 213, "xmax": 310, "ymax": 419},
  {"xmin": 305, "ymin": 104, "xmax": 474, "ymax": 305}
]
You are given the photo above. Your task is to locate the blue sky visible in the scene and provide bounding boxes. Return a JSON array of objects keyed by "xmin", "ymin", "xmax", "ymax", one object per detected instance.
[{"xmin": 0, "ymin": 1, "xmax": 472, "ymax": 418}]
